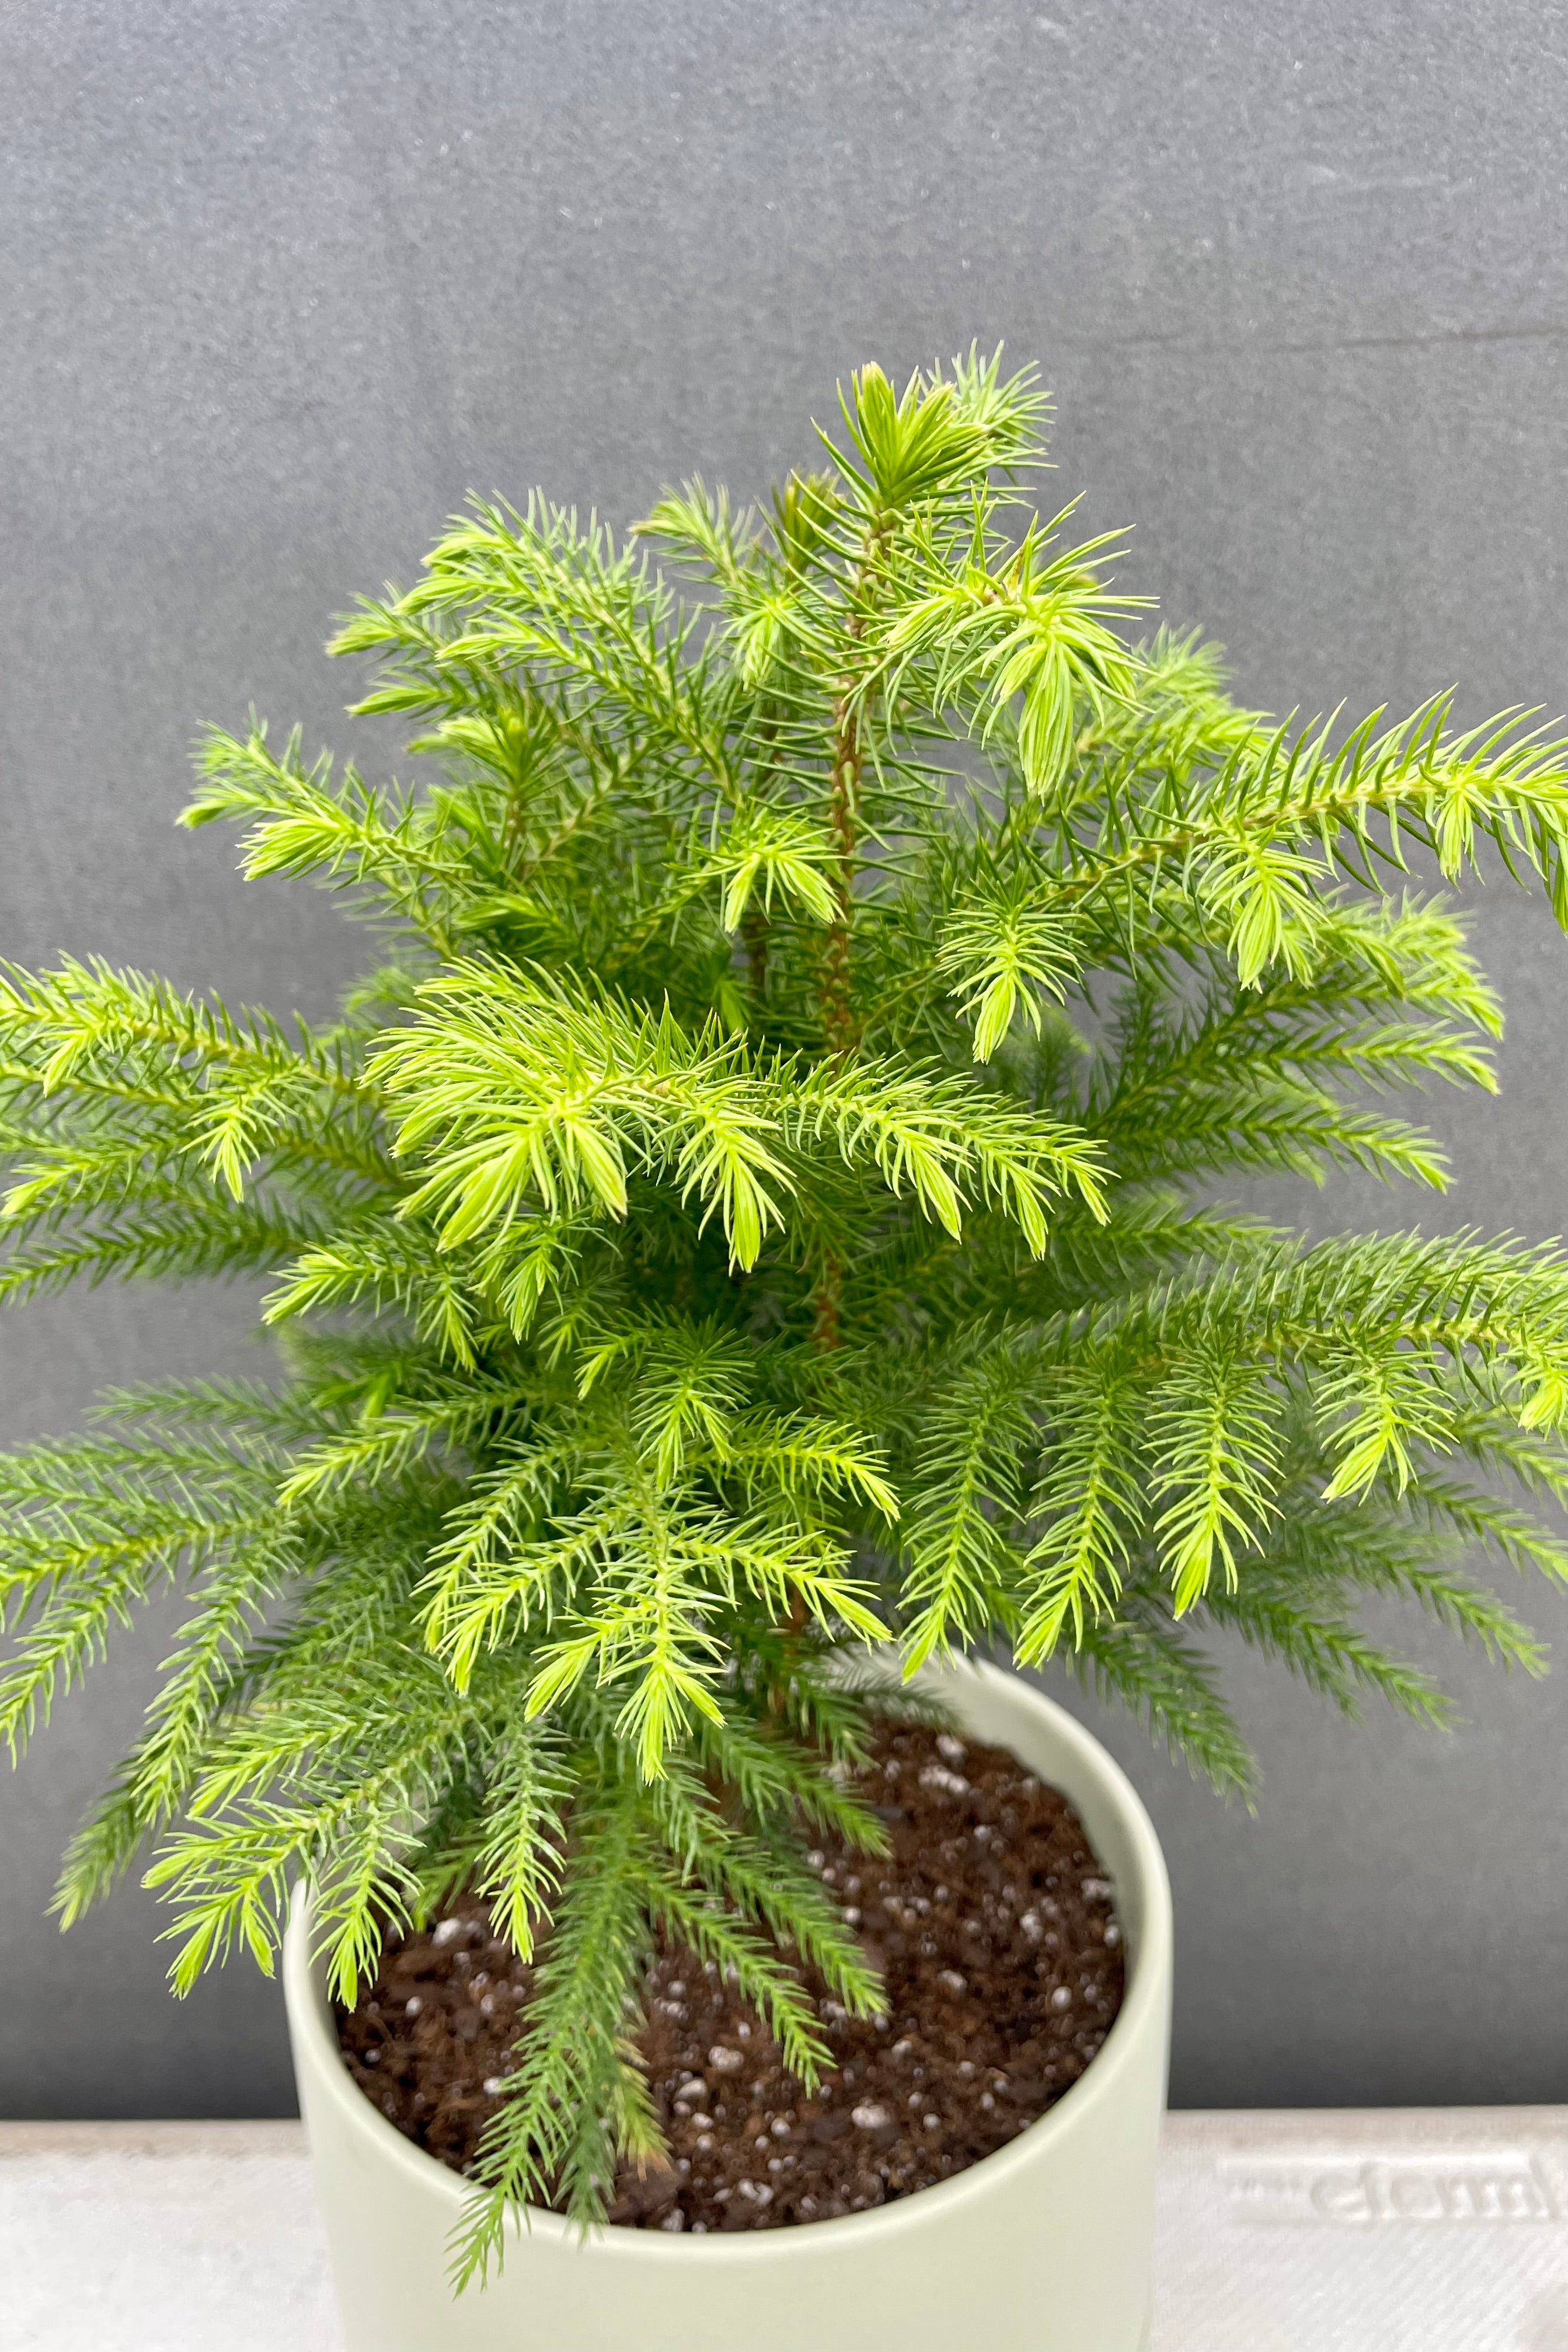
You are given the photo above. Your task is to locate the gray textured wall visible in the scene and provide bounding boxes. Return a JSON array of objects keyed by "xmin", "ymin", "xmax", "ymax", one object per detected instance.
[{"xmin": 3, "ymin": 0, "xmax": 1567, "ymax": 2119}]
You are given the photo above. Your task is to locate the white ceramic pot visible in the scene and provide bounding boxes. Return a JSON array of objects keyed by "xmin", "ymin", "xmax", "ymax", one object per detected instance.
[{"xmin": 284, "ymin": 1662, "xmax": 1172, "ymax": 2352}]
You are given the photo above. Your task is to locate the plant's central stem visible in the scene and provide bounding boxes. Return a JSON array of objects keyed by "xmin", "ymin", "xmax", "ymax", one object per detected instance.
[
  {"xmin": 742, "ymin": 905, "xmax": 769, "ymax": 1006},
  {"xmin": 821, "ymin": 696, "xmax": 860, "ymax": 1058},
  {"xmin": 813, "ymin": 695, "xmax": 863, "ymax": 1353},
  {"xmin": 811, "ymin": 508, "xmax": 892, "ymax": 1355},
  {"xmin": 811, "ymin": 1248, "xmax": 844, "ymax": 1353}
]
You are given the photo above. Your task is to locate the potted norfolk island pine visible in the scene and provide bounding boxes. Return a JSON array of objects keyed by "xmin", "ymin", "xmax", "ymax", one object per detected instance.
[{"xmin": 7, "ymin": 352, "xmax": 1568, "ymax": 2349}]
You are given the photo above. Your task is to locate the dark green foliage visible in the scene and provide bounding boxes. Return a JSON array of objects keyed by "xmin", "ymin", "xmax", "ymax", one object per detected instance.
[{"xmin": 6, "ymin": 351, "xmax": 1568, "ymax": 2273}]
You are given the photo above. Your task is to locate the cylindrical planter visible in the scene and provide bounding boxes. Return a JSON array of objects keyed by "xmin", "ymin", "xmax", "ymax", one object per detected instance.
[{"xmin": 284, "ymin": 1661, "xmax": 1173, "ymax": 2352}]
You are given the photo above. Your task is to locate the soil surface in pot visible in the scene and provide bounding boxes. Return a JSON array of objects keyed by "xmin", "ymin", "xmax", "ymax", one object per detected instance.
[{"xmin": 334, "ymin": 1718, "xmax": 1125, "ymax": 2232}]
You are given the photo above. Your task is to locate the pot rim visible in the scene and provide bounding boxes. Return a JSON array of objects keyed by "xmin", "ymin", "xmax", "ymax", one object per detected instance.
[{"xmin": 284, "ymin": 1660, "xmax": 1172, "ymax": 2264}]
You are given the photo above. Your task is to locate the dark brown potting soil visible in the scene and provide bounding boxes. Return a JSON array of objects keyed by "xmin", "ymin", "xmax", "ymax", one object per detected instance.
[{"xmin": 334, "ymin": 1719, "xmax": 1126, "ymax": 2232}]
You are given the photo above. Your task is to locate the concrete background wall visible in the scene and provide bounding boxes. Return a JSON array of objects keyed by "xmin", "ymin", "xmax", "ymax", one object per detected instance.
[{"xmin": 3, "ymin": 0, "xmax": 1567, "ymax": 2117}]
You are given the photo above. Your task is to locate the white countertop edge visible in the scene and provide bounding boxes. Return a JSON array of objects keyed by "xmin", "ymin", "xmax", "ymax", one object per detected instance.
[{"xmin": 6, "ymin": 2109, "xmax": 1568, "ymax": 2352}]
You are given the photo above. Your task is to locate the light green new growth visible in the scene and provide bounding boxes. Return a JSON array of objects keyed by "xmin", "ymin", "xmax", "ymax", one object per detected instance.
[{"xmin": 6, "ymin": 350, "xmax": 1568, "ymax": 2278}]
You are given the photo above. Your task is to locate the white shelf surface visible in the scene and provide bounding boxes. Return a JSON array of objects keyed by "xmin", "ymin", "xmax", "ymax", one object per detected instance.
[{"xmin": 5, "ymin": 2108, "xmax": 1568, "ymax": 2350}]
